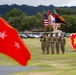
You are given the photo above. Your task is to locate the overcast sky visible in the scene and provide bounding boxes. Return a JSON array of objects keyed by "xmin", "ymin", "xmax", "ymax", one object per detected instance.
[{"xmin": 0, "ymin": 0, "xmax": 76, "ymax": 7}]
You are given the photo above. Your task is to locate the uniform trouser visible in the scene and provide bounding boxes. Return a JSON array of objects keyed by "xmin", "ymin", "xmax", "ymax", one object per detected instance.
[
  {"xmin": 41, "ymin": 43, "xmax": 46, "ymax": 54},
  {"xmin": 61, "ymin": 44, "xmax": 65, "ymax": 54},
  {"xmin": 55, "ymin": 42, "xmax": 60, "ymax": 54},
  {"xmin": 45, "ymin": 43, "xmax": 50, "ymax": 54},
  {"xmin": 50, "ymin": 42, "xmax": 54, "ymax": 54}
]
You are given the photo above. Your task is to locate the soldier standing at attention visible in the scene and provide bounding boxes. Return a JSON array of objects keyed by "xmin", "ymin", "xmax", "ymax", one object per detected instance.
[
  {"xmin": 60, "ymin": 33, "xmax": 66, "ymax": 54},
  {"xmin": 55, "ymin": 33, "xmax": 60, "ymax": 54},
  {"xmin": 47, "ymin": 33, "xmax": 55, "ymax": 54},
  {"xmin": 45, "ymin": 34, "xmax": 50, "ymax": 54},
  {"xmin": 40, "ymin": 33, "xmax": 48, "ymax": 54}
]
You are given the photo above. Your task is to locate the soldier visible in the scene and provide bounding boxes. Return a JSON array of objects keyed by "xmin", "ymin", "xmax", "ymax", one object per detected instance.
[
  {"xmin": 55, "ymin": 33, "xmax": 60, "ymax": 54},
  {"xmin": 45, "ymin": 34, "xmax": 50, "ymax": 54},
  {"xmin": 40, "ymin": 33, "xmax": 45, "ymax": 54},
  {"xmin": 47, "ymin": 32, "xmax": 55, "ymax": 54},
  {"xmin": 40, "ymin": 33, "xmax": 48, "ymax": 54},
  {"xmin": 60, "ymin": 33, "xmax": 66, "ymax": 54}
]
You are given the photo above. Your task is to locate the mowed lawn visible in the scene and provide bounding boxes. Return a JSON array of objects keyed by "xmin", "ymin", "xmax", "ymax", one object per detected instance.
[{"xmin": 0, "ymin": 38, "xmax": 76, "ymax": 75}]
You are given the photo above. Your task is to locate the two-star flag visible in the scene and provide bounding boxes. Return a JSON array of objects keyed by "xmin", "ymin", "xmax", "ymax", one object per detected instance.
[{"xmin": 0, "ymin": 17, "xmax": 32, "ymax": 66}]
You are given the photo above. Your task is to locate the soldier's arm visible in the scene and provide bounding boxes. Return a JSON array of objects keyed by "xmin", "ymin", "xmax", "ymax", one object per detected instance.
[
  {"xmin": 40, "ymin": 37, "xmax": 42, "ymax": 41},
  {"xmin": 46, "ymin": 36, "xmax": 50, "ymax": 42},
  {"xmin": 64, "ymin": 38, "xmax": 66, "ymax": 45}
]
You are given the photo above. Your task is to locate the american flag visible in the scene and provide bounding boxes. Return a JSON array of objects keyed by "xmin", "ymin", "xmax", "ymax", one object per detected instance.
[{"xmin": 44, "ymin": 14, "xmax": 49, "ymax": 26}]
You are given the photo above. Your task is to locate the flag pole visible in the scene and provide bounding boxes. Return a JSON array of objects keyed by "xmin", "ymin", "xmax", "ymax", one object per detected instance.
[
  {"xmin": 43, "ymin": 9, "xmax": 47, "ymax": 34},
  {"xmin": 44, "ymin": 26, "xmax": 46, "ymax": 34}
]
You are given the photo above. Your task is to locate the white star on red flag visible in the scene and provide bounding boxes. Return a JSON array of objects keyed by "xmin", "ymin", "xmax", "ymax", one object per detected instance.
[
  {"xmin": 14, "ymin": 42, "xmax": 21, "ymax": 49},
  {"xmin": 0, "ymin": 17, "xmax": 31, "ymax": 66},
  {"xmin": 0, "ymin": 31, "xmax": 7, "ymax": 40}
]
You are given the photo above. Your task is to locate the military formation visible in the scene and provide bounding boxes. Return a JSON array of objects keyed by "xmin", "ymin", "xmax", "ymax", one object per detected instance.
[{"xmin": 40, "ymin": 32, "xmax": 66, "ymax": 54}]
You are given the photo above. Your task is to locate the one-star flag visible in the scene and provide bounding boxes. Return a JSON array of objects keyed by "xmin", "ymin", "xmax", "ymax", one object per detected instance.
[{"xmin": 0, "ymin": 17, "xmax": 32, "ymax": 66}]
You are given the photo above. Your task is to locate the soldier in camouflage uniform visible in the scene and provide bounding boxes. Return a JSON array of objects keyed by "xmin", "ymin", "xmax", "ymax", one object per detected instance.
[
  {"xmin": 47, "ymin": 33, "xmax": 55, "ymax": 54},
  {"xmin": 40, "ymin": 33, "xmax": 48, "ymax": 54},
  {"xmin": 45, "ymin": 34, "xmax": 50, "ymax": 54},
  {"xmin": 60, "ymin": 33, "xmax": 66, "ymax": 54},
  {"xmin": 55, "ymin": 33, "xmax": 60, "ymax": 54}
]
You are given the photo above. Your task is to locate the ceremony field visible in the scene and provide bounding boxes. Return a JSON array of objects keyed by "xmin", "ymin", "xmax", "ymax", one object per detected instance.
[{"xmin": 0, "ymin": 38, "xmax": 76, "ymax": 75}]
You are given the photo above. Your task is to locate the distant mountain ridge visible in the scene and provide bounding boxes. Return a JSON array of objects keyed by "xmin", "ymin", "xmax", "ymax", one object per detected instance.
[{"xmin": 0, "ymin": 4, "xmax": 76, "ymax": 16}]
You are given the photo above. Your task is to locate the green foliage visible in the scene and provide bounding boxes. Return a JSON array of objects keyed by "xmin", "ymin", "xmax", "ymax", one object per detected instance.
[
  {"xmin": 61, "ymin": 15, "xmax": 76, "ymax": 32},
  {"xmin": 7, "ymin": 8, "xmax": 23, "ymax": 17},
  {"xmin": 55, "ymin": 7, "xmax": 76, "ymax": 16},
  {"xmin": 5, "ymin": 8, "xmax": 44, "ymax": 31},
  {"xmin": 2, "ymin": 7, "xmax": 76, "ymax": 32}
]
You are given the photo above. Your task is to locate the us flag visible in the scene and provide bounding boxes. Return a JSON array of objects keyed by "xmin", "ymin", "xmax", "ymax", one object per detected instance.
[{"xmin": 44, "ymin": 14, "xmax": 49, "ymax": 26}]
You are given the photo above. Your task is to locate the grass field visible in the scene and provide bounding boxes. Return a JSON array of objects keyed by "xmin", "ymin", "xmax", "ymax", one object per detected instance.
[{"xmin": 0, "ymin": 38, "xmax": 76, "ymax": 75}]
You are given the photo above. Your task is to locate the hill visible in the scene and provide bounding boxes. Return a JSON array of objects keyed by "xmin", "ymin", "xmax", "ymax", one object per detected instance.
[{"xmin": 0, "ymin": 4, "xmax": 76, "ymax": 16}]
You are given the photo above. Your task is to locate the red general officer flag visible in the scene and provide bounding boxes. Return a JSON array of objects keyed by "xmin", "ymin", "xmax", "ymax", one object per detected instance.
[{"xmin": 0, "ymin": 17, "xmax": 32, "ymax": 66}]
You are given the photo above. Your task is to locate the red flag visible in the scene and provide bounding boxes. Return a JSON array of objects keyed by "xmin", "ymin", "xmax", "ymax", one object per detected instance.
[
  {"xmin": 54, "ymin": 12, "xmax": 67, "ymax": 25},
  {"xmin": 0, "ymin": 17, "xmax": 32, "ymax": 66},
  {"xmin": 70, "ymin": 33, "xmax": 76, "ymax": 50}
]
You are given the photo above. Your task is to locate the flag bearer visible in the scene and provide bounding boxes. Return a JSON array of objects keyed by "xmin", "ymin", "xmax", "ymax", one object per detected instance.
[{"xmin": 40, "ymin": 33, "xmax": 48, "ymax": 54}]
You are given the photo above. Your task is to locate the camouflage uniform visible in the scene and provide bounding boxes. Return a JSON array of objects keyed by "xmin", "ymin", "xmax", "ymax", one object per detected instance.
[
  {"xmin": 40, "ymin": 34, "xmax": 48, "ymax": 54},
  {"xmin": 45, "ymin": 36, "xmax": 50, "ymax": 54},
  {"xmin": 55, "ymin": 33, "xmax": 60, "ymax": 54},
  {"xmin": 47, "ymin": 33, "xmax": 55, "ymax": 54},
  {"xmin": 60, "ymin": 33, "xmax": 66, "ymax": 54},
  {"xmin": 40, "ymin": 35, "xmax": 45, "ymax": 54},
  {"xmin": 44, "ymin": 34, "xmax": 50, "ymax": 54}
]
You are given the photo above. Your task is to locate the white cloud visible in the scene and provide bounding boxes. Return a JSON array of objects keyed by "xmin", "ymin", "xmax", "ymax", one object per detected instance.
[
  {"xmin": 65, "ymin": 0, "xmax": 76, "ymax": 7},
  {"xmin": 0, "ymin": 0, "xmax": 76, "ymax": 7}
]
